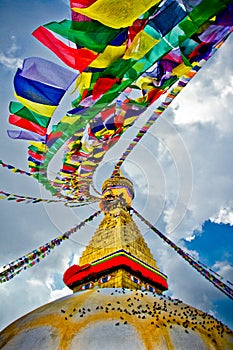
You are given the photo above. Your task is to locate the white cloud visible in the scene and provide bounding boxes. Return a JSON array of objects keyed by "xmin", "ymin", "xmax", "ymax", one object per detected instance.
[
  {"xmin": 49, "ymin": 286, "xmax": 71, "ymax": 302},
  {"xmin": 0, "ymin": 242, "xmax": 78, "ymax": 330},
  {"xmin": 212, "ymin": 261, "xmax": 233, "ymax": 282},
  {"xmin": 157, "ymin": 35, "xmax": 233, "ymax": 242},
  {"xmin": 0, "ymin": 53, "xmax": 23, "ymax": 70},
  {"xmin": 210, "ymin": 207, "xmax": 233, "ymax": 226},
  {"xmin": 27, "ymin": 279, "xmax": 45, "ymax": 287},
  {"xmin": 0, "ymin": 36, "xmax": 23, "ymax": 69}
]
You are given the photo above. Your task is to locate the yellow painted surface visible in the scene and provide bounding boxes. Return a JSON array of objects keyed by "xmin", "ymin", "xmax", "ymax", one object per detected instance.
[{"xmin": 1, "ymin": 289, "xmax": 232, "ymax": 349}]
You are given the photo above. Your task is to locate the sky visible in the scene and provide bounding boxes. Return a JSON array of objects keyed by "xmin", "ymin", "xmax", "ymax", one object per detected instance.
[{"xmin": 0, "ymin": 0, "xmax": 233, "ymax": 331}]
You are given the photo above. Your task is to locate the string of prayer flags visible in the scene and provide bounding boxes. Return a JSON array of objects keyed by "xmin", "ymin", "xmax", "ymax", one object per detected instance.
[
  {"xmin": 0, "ymin": 210, "xmax": 101, "ymax": 283},
  {"xmin": 0, "ymin": 160, "xmax": 34, "ymax": 178},
  {"xmin": 0, "ymin": 190, "xmax": 66, "ymax": 204}
]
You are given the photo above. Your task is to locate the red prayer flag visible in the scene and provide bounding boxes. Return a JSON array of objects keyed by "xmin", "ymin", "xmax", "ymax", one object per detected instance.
[
  {"xmin": 92, "ymin": 77, "xmax": 118, "ymax": 100},
  {"xmin": 28, "ymin": 150, "xmax": 45, "ymax": 161},
  {"xmin": 101, "ymin": 104, "xmax": 116, "ymax": 121},
  {"xmin": 9, "ymin": 114, "xmax": 47, "ymax": 136},
  {"xmin": 147, "ymin": 88, "xmax": 166, "ymax": 105},
  {"xmin": 70, "ymin": 0, "xmax": 96, "ymax": 8},
  {"xmin": 62, "ymin": 164, "xmax": 78, "ymax": 172},
  {"xmin": 33, "ymin": 26, "xmax": 98, "ymax": 71}
]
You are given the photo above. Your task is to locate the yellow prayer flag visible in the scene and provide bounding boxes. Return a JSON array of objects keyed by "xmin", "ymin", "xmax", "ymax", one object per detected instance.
[
  {"xmin": 93, "ymin": 150, "xmax": 105, "ymax": 159},
  {"xmin": 15, "ymin": 94, "xmax": 56, "ymax": 118},
  {"xmin": 83, "ymin": 160, "xmax": 96, "ymax": 167},
  {"xmin": 172, "ymin": 63, "xmax": 192, "ymax": 77},
  {"xmin": 136, "ymin": 77, "xmax": 154, "ymax": 90},
  {"xmin": 72, "ymin": 0, "xmax": 161, "ymax": 29},
  {"xmin": 123, "ymin": 116, "xmax": 138, "ymax": 126},
  {"xmin": 28, "ymin": 161, "xmax": 40, "ymax": 168},
  {"xmin": 61, "ymin": 115, "xmax": 81, "ymax": 125},
  {"xmin": 30, "ymin": 142, "xmax": 48, "ymax": 152},
  {"xmin": 123, "ymin": 31, "xmax": 159, "ymax": 60},
  {"xmin": 172, "ymin": 85, "xmax": 183, "ymax": 94},
  {"xmin": 54, "ymin": 178, "xmax": 67, "ymax": 184},
  {"xmin": 59, "ymin": 171, "xmax": 73, "ymax": 178},
  {"xmin": 73, "ymin": 72, "xmax": 92, "ymax": 96},
  {"xmin": 90, "ymin": 44, "xmax": 126, "ymax": 69},
  {"xmin": 94, "ymin": 128, "xmax": 115, "ymax": 138},
  {"xmin": 65, "ymin": 159, "xmax": 81, "ymax": 167},
  {"xmin": 79, "ymin": 171, "xmax": 92, "ymax": 178}
]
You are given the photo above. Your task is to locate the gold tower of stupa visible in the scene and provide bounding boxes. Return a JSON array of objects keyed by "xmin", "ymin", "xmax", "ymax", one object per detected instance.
[{"xmin": 63, "ymin": 173, "xmax": 168, "ymax": 294}]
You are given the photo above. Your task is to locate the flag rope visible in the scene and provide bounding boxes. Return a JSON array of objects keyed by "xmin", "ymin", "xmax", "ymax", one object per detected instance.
[
  {"xmin": 131, "ymin": 207, "xmax": 233, "ymax": 300},
  {"xmin": 0, "ymin": 210, "xmax": 101, "ymax": 283}
]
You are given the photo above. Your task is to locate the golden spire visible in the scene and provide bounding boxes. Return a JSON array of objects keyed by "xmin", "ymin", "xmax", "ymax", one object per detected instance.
[{"xmin": 64, "ymin": 174, "xmax": 168, "ymax": 293}]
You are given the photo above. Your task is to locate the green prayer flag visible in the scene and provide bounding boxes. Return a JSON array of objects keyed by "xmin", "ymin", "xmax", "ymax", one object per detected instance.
[
  {"xmin": 44, "ymin": 20, "xmax": 124, "ymax": 53},
  {"xmin": 9, "ymin": 102, "xmax": 50, "ymax": 128}
]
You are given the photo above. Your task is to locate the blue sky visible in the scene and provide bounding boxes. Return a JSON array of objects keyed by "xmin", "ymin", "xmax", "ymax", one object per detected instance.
[
  {"xmin": 0, "ymin": 0, "xmax": 233, "ymax": 331},
  {"xmin": 185, "ymin": 220, "xmax": 233, "ymax": 326},
  {"xmin": 187, "ymin": 220, "xmax": 233, "ymax": 267}
]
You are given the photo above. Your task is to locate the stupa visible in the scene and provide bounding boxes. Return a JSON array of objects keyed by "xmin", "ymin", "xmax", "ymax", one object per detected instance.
[{"xmin": 0, "ymin": 175, "xmax": 232, "ymax": 349}]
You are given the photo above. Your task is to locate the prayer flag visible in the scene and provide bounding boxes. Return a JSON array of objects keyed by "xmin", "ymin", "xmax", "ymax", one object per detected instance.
[
  {"xmin": 7, "ymin": 130, "xmax": 46, "ymax": 142},
  {"xmin": 14, "ymin": 69, "xmax": 66, "ymax": 105},
  {"xmin": 71, "ymin": 0, "xmax": 162, "ymax": 28},
  {"xmin": 33, "ymin": 26, "xmax": 98, "ymax": 71},
  {"xmin": 20, "ymin": 57, "xmax": 78, "ymax": 89},
  {"xmin": 9, "ymin": 115, "xmax": 47, "ymax": 136}
]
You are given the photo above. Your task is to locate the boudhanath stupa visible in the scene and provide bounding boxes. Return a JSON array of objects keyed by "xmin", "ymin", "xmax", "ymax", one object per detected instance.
[{"xmin": 0, "ymin": 175, "xmax": 232, "ymax": 349}]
